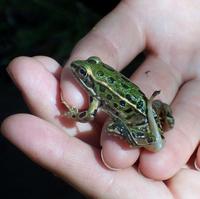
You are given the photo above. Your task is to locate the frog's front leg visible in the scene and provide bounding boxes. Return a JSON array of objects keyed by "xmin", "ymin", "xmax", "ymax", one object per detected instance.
[{"xmin": 62, "ymin": 95, "xmax": 100, "ymax": 122}]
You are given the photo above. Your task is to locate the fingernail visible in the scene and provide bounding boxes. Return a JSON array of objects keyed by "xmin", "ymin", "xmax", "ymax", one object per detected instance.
[
  {"xmin": 101, "ymin": 149, "xmax": 121, "ymax": 171},
  {"xmin": 194, "ymin": 159, "xmax": 200, "ymax": 171}
]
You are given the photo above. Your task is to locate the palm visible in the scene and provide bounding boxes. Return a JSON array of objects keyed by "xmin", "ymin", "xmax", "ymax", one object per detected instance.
[{"xmin": 2, "ymin": 0, "xmax": 200, "ymax": 198}]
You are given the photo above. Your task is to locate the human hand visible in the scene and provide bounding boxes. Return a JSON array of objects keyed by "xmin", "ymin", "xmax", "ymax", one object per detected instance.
[
  {"xmin": 61, "ymin": 0, "xmax": 200, "ymax": 179},
  {"xmin": 1, "ymin": 0, "xmax": 200, "ymax": 198},
  {"xmin": 1, "ymin": 53, "xmax": 200, "ymax": 199},
  {"xmin": 1, "ymin": 55, "xmax": 200, "ymax": 198}
]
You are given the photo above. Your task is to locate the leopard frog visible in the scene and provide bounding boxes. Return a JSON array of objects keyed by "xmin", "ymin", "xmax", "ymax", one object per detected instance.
[{"xmin": 62, "ymin": 56, "xmax": 174, "ymax": 152}]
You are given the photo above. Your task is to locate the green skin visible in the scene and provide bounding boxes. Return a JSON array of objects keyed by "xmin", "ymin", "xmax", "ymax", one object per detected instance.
[{"xmin": 63, "ymin": 56, "xmax": 174, "ymax": 152}]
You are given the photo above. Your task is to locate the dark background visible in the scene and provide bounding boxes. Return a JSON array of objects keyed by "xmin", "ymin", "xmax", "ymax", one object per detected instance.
[
  {"xmin": 0, "ymin": 1, "xmax": 118, "ymax": 198},
  {"xmin": 0, "ymin": 0, "xmax": 144, "ymax": 198}
]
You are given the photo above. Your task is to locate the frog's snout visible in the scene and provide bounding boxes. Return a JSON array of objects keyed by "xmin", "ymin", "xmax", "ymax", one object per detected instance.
[
  {"xmin": 70, "ymin": 61, "xmax": 83, "ymax": 76},
  {"xmin": 71, "ymin": 61, "xmax": 79, "ymax": 70}
]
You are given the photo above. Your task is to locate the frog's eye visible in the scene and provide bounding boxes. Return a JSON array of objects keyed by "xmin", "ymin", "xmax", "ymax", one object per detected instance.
[
  {"xmin": 79, "ymin": 67, "xmax": 87, "ymax": 77},
  {"xmin": 87, "ymin": 56, "xmax": 101, "ymax": 64}
]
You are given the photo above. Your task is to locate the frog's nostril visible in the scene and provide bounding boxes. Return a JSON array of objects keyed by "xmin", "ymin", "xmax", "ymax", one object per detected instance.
[{"xmin": 71, "ymin": 62, "xmax": 77, "ymax": 68}]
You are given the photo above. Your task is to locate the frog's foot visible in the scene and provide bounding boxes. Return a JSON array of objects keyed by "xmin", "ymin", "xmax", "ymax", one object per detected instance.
[
  {"xmin": 76, "ymin": 110, "xmax": 95, "ymax": 122},
  {"xmin": 153, "ymin": 99, "xmax": 175, "ymax": 131},
  {"xmin": 144, "ymin": 138, "xmax": 165, "ymax": 152},
  {"xmin": 61, "ymin": 93, "xmax": 100, "ymax": 122},
  {"xmin": 63, "ymin": 108, "xmax": 95, "ymax": 122},
  {"xmin": 63, "ymin": 107, "xmax": 79, "ymax": 119}
]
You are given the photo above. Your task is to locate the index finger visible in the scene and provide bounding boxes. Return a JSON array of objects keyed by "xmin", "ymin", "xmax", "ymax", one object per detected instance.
[{"xmin": 61, "ymin": 1, "xmax": 145, "ymax": 108}]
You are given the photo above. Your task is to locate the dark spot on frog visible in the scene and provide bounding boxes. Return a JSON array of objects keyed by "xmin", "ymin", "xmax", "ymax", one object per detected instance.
[
  {"xmin": 120, "ymin": 100, "xmax": 126, "ymax": 107},
  {"xmin": 94, "ymin": 109, "xmax": 97, "ymax": 114},
  {"xmin": 90, "ymin": 96, "xmax": 93, "ymax": 102},
  {"xmin": 146, "ymin": 137, "xmax": 154, "ymax": 143},
  {"xmin": 79, "ymin": 112, "xmax": 86, "ymax": 118},
  {"xmin": 125, "ymin": 94, "xmax": 131, "ymax": 101},
  {"xmin": 121, "ymin": 83, "xmax": 129, "ymax": 89},
  {"xmin": 97, "ymin": 71, "xmax": 104, "ymax": 76},
  {"xmin": 115, "ymin": 111, "xmax": 119, "ymax": 116},
  {"xmin": 92, "ymin": 109, "xmax": 97, "ymax": 116},
  {"xmin": 137, "ymin": 100, "xmax": 143, "ymax": 109},
  {"xmin": 113, "ymin": 103, "xmax": 118, "ymax": 108},
  {"xmin": 107, "ymin": 77, "xmax": 115, "ymax": 84},
  {"xmin": 99, "ymin": 85, "xmax": 106, "ymax": 92},
  {"xmin": 106, "ymin": 94, "xmax": 112, "ymax": 100},
  {"xmin": 124, "ymin": 108, "xmax": 132, "ymax": 113},
  {"xmin": 136, "ymin": 132, "xmax": 145, "ymax": 138}
]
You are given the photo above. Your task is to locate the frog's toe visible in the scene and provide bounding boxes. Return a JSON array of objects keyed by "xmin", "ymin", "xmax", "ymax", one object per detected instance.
[
  {"xmin": 63, "ymin": 111, "xmax": 76, "ymax": 119},
  {"xmin": 144, "ymin": 140, "xmax": 164, "ymax": 152}
]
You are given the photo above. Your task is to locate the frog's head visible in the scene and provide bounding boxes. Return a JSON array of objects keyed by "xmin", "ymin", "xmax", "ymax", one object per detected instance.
[{"xmin": 70, "ymin": 56, "xmax": 102, "ymax": 93}]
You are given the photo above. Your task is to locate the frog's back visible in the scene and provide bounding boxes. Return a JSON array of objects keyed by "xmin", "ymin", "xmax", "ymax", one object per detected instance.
[{"xmin": 90, "ymin": 62, "xmax": 148, "ymax": 119}]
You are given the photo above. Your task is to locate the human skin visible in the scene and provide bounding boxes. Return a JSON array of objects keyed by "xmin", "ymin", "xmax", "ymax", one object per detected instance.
[{"xmin": 1, "ymin": 0, "xmax": 200, "ymax": 198}]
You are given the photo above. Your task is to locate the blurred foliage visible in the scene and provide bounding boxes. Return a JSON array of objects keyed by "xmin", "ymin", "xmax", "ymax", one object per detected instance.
[{"xmin": 0, "ymin": 0, "xmax": 112, "ymax": 67}]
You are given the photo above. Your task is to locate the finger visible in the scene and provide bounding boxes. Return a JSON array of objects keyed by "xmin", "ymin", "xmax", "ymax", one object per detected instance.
[
  {"xmin": 100, "ymin": 129, "xmax": 140, "ymax": 170},
  {"xmin": 1, "ymin": 114, "xmax": 173, "ymax": 199},
  {"xmin": 140, "ymin": 73, "xmax": 200, "ymax": 180},
  {"xmin": 167, "ymin": 168, "xmax": 200, "ymax": 198},
  {"xmin": 0, "ymin": 114, "xmax": 113, "ymax": 197},
  {"xmin": 7, "ymin": 56, "xmax": 62, "ymax": 122},
  {"xmin": 100, "ymin": 56, "xmax": 180, "ymax": 169},
  {"xmin": 195, "ymin": 144, "xmax": 200, "ymax": 170},
  {"xmin": 60, "ymin": 1, "xmax": 146, "ymax": 167},
  {"xmin": 33, "ymin": 56, "xmax": 62, "ymax": 79},
  {"xmin": 7, "ymin": 56, "xmax": 101, "ymax": 145},
  {"xmin": 61, "ymin": 1, "xmax": 146, "ymax": 108}
]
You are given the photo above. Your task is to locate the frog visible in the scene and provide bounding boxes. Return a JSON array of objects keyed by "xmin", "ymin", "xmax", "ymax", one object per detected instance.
[{"xmin": 62, "ymin": 56, "xmax": 174, "ymax": 152}]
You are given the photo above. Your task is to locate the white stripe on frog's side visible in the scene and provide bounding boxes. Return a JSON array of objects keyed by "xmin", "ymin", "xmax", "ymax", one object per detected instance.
[{"xmin": 90, "ymin": 73, "xmax": 147, "ymax": 117}]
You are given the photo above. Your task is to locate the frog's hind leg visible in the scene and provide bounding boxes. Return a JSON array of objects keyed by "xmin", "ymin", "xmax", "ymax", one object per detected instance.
[
  {"xmin": 106, "ymin": 119, "xmax": 130, "ymax": 140},
  {"xmin": 105, "ymin": 119, "xmax": 142, "ymax": 148},
  {"xmin": 152, "ymin": 99, "xmax": 174, "ymax": 131},
  {"xmin": 106, "ymin": 119, "xmax": 163, "ymax": 150},
  {"xmin": 106, "ymin": 120, "xmax": 150, "ymax": 148}
]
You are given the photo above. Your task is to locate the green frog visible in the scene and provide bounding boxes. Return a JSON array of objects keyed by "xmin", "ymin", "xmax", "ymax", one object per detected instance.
[{"xmin": 62, "ymin": 56, "xmax": 174, "ymax": 152}]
